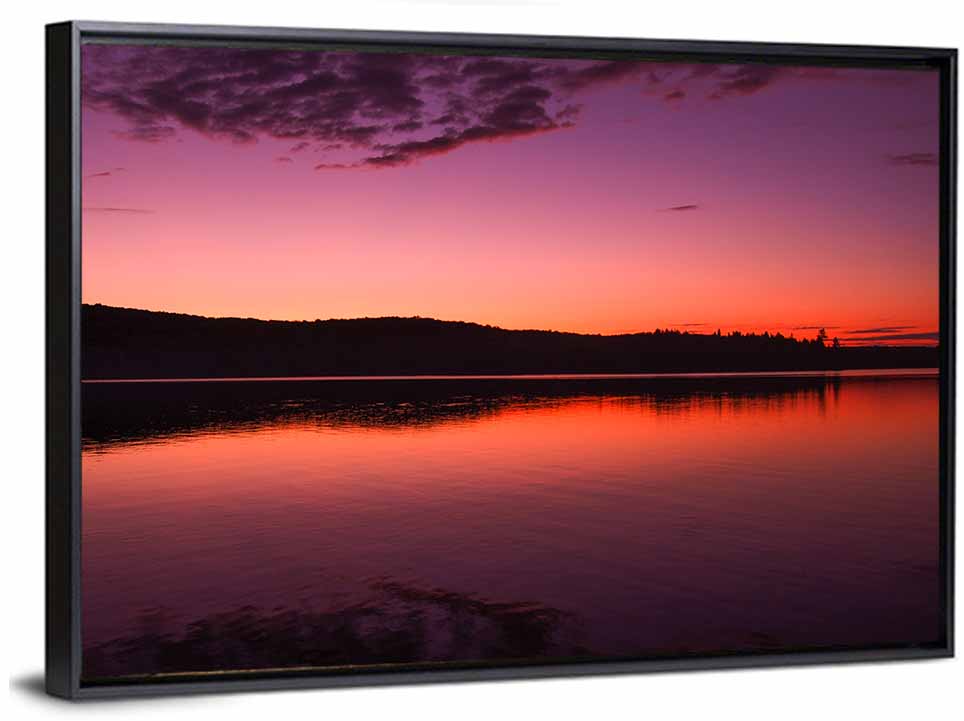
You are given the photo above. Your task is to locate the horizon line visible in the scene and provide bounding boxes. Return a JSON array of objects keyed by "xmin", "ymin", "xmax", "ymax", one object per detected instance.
[
  {"xmin": 81, "ymin": 369, "xmax": 942, "ymax": 384},
  {"xmin": 81, "ymin": 302, "xmax": 939, "ymax": 347}
]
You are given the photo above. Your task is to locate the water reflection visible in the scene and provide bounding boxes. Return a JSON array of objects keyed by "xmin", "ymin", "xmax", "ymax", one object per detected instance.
[
  {"xmin": 83, "ymin": 579, "xmax": 587, "ymax": 679},
  {"xmin": 81, "ymin": 373, "xmax": 887, "ymax": 449},
  {"xmin": 81, "ymin": 373, "xmax": 942, "ymax": 679}
]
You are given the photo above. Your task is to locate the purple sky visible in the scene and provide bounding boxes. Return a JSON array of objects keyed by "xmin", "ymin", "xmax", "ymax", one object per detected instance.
[{"xmin": 81, "ymin": 44, "xmax": 940, "ymax": 344}]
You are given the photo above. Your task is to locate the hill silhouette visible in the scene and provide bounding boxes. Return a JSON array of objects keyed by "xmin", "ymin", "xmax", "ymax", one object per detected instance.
[{"xmin": 82, "ymin": 304, "xmax": 937, "ymax": 380}]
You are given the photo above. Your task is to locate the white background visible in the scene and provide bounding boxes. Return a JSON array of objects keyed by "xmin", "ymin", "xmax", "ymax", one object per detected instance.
[{"xmin": 2, "ymin": 0, "xmax": 961, "ymax": 717}]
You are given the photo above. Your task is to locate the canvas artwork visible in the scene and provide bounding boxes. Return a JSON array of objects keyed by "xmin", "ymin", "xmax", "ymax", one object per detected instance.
[{"xmin": 79, "ymin": 43, "xmax": 943, "ymax": 682}]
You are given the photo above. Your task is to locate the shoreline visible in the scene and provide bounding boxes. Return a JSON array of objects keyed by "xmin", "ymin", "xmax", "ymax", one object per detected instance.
[{"xmin": 81, "ymin": 368, "xmax": 940, "ymax": 384}]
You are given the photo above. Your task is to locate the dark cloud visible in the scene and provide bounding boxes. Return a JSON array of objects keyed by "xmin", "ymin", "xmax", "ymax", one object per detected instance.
[
  {"xmin": 793, "ymin": 325, "xmax": 839, "ymax": 330},
  {"xmin": 847, "ymin": 331, "xmax": 939, "ymax": 343},
  {"xmin": 848, "ymin": 326, "xmax": 915, "ymax": 334},
  {"xmin": 685, "ymin": 64, "xmax": 721, "ymax": 79},
  {"xmin": 317, "ymin": 121, "xmax": 561, "ymax": 170},
  {"xmin": 555, "ymin": 103, "xmax": 581, "ymax": 121},
  {"xmin": 83, "ymin": 45, "xmax": 606, "ymax": 169},
  {"xmin": 113, "ymin": 125, "xmax": 177, "ymax": 143},
  {"xmin": 558, "ymin": 61, "xmax": 644, "ymax": 92},
  {"xmin": 660, "ymin": 204, "xmax": 700, "ymax": 212},
  {"xmin": 708, "ymin": 65, "xmax": 786, "ymax": 99},
  {"xmin": 85, "ymin": 171, "xmax": 113, "ymax": 179},
  {"xmin": 82, "ymin": 46, "xmax": 865, "ymax": 171},
  {"xmin": 466, "ymin": 59, "xmax": 545, "ymax": 96},
  {"xmin": 392, "ymin": 120, "xmax": 424, "ymax": 133},
  {"xmin": 275, "ymin": 156, "xmax": 293, "ymax": 163},
  {"xmin": 886, "ymin": 152, "xmax": 938, "ymax": 166},
  {"xmin": 83, "ymin": 207, "xmax": 154, "ymax": 214},
  {"xmin": 640, "ymin": 62, "xmax": 868, "ymax": 105}
]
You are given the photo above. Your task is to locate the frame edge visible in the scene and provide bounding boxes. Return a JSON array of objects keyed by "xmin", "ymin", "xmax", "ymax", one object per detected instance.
[
  {"xmin": 47, "ymin": 20, "xmax": 957, "ymax": 698},
  {"xmin": 45, "ymin": 20, "xmax": 81, "ymax": 700},
  {"xmin": 69, "ymin": 19, "xmax": 957, "ymax": 59},
  {"xmin": 941, "ymin": 48, "xmax": 957, "ymax": 659}
]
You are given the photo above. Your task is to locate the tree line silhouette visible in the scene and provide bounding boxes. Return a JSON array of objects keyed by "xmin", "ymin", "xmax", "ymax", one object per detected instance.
[{"xmin": 82, "ymin": 304, "xmax": 937, "ymax": 379}]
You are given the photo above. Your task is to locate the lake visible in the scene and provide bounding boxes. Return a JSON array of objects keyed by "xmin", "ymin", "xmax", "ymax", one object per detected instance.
[{"xmin": 80, "ymin": 371, "xmax": 943, "ymax": 679}]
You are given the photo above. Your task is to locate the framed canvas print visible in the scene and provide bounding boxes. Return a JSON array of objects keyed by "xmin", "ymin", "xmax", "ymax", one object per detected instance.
[{"xmin": 46, "ymin": 21, "xmax": 956, "ymax": 698}]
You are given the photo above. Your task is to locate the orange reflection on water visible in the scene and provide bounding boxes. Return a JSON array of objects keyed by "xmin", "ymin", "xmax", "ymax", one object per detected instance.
[{"xmin": 82, "ymin": 376, "xmax": 941, "ymax": 670}]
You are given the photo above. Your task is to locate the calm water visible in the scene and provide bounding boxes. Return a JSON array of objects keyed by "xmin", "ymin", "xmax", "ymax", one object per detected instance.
[{"xmin": 80, "ymin": 372, "xmax": 942, "ymax": 678}]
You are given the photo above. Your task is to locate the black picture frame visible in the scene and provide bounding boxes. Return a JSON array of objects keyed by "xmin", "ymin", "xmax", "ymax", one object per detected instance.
[{"xmin": 46, "ymin": 20, "xmax": 957, "ymax": 699}]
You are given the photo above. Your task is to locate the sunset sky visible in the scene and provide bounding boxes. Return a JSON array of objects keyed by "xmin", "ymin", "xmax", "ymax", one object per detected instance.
[{"xmin": 81, "ymin": 44, "xmax": 940, "ymax": 346}]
